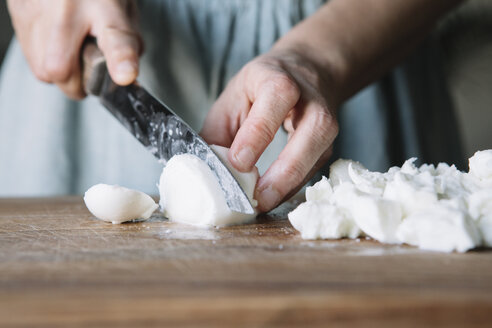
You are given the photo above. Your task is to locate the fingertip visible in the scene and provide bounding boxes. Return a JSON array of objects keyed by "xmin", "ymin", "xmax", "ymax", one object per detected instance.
[
  {"xmin": 112, "ymin": 59, "xmax": 138, "ymax": 85},
  {"xmin": 69, "ymin": 92, "xmax": 86, "ymax": 101},
  {"xmin": 56, "ymin": 80, "xmax": 86, "ymax": 100},
  {"xmin": 255, "ymin": 184, "xmax": 282, "ymax": 212},
  {"xmin": 230, "ymin": 145, "xmax": 256, "ymax": 172}
]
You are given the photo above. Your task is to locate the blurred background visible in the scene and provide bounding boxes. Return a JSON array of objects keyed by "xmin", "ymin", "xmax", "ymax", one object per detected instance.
[
  {"xmin": 0, "ymin": 1, "xmax": 12, "ymax": 63},
  {"xmin": 0, "ymin": 0, "xmax": 490, "ymax": 160}
]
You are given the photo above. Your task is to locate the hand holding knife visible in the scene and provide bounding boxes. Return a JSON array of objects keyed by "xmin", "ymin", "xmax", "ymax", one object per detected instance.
[{"xmin": 81, "ymin": 38, "xmax": 254, "ymax": 214}]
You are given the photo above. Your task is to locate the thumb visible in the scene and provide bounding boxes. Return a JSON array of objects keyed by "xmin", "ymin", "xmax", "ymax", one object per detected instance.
[{"xmin": 97, "ymin": 26, "xmax": 141, "ymax": 85}]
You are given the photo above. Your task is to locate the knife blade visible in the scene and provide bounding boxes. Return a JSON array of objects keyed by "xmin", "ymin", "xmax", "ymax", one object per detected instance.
[{"xmin": 81, "ymin": 39, "xmax": 254, "ymax": 214}]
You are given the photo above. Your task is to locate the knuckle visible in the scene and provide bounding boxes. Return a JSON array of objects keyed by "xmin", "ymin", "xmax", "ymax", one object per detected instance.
[
  {"xmin": 310, "ymin": 110, "xmax": 338, "ymax": 145},
  {"xmin": 247, "ymin": 116, "xmax": 277, "ymax": 145},
  {"xmin": 102, "ymin": 26, "xmax": 139, "ymax": 44},
  {"xmin": 98, "ymin": 28, "xmax": 116, "ymax": 49},
  {"xmin": 109, "ymin": 46, "xmax": 137, "ymax": 61},
  {"xmin": 43, "ymin": 59, "xmax": 72, "ymax": 82},
  {"xmin": 100, "ymin": 32, "xmax": 140, "ymax": 62},
  {"xmin": 43, "ymin": 40, "xmax": 74, "ymax": 81},
  {"xmin": 281, "ymin": 160, "xmax": 307, "ymax": 186},
  {"xmin": 268, "ymin": 73, "xmax": 300, "ymax": 100},
  {"xmin": 57, "ymin": 0, "xmax": 75, "ymax": 21},
  {"xmin": 32, "ymin": 65, "xmax": 50, "ymax": 83}
]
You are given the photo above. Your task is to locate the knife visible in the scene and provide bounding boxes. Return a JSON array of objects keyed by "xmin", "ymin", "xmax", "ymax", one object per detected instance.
[{"xmin": 81, "ymin": 39, "xmax": 254, "ymax": 214}]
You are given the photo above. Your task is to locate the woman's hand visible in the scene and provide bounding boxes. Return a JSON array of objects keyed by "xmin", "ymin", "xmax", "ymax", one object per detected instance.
[
  {"xmin": 7, "ymin": 0, "xmax": 141, "ymax": 99},
  {"xmin": 201, "ymin": 0, "xmax": 463, "ymax": 213},
  {"xmin": 201, "ymin": 48, "xmax": 339, "ymax": 212}
]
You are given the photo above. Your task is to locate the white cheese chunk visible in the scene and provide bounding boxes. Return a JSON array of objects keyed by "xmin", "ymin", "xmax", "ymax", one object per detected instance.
[
  {"xmin": 396, "ymin": 206, "xmax": 480, "ymax": 253},
  {"xmin": 350, "ymin": 195, "xmax": 402, "ymax": 244},
  {"xmin": 469, "ymin": 150, "xmax": 492, "ymax": 180},
  {"xmin": 288, "ymin": 201, "xmax": 361, "ymax": 240},
  {"xmin": 159, "ymin": 145, "xmax": 258, "ymax": 227},
  {"xmin": 84, "ymin": 184, "xmax": 158, "ymax": 224}
]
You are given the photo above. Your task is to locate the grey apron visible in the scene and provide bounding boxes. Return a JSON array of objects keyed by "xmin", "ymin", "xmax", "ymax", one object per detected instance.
[{"xmin": 0, "ymin": 0, "xmax": 463, "ymax": 196}]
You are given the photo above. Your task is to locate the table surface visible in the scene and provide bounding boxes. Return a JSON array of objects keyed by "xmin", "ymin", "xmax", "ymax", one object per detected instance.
[{"xmin": 0, "ymin": 197, "xmax": 491, "ymax": 327}]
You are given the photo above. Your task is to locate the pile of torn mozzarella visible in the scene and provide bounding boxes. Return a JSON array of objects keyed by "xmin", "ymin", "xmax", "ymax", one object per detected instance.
[{"xmin": 288, "ymin": 150, "xmax": 492, "ymax": 253}]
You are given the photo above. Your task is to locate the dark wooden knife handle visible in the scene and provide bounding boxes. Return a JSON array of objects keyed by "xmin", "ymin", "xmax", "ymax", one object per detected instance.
[{"xmin": 81, "ymin": 38, "xmax": 107, "ymax": 96}]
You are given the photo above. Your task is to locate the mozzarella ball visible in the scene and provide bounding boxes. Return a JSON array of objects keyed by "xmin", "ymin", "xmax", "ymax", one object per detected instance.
[{"xmin": 159, "ymin": 145, "xmax": 258, "ymax": 227}]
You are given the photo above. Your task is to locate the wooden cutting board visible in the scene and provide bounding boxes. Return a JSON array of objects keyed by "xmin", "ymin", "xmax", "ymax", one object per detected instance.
[{"xmin": 0, "ymin": 197, "xmax": 491, "ymax": 327}]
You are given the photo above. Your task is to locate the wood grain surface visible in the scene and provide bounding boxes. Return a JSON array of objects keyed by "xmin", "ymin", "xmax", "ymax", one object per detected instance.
[{"xmin": 0, "ymin": 197, "xmax": 491, "ymax": 327}]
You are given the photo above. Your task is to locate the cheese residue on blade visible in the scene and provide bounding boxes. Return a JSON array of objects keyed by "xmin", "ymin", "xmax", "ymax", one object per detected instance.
[
  {"xmin": 158, "ymin": 145, "xmax": 259, "ymax": 227},
  {"xmin": 288, "ymin": 150, "xmax": 492, "ymax": 253}
]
